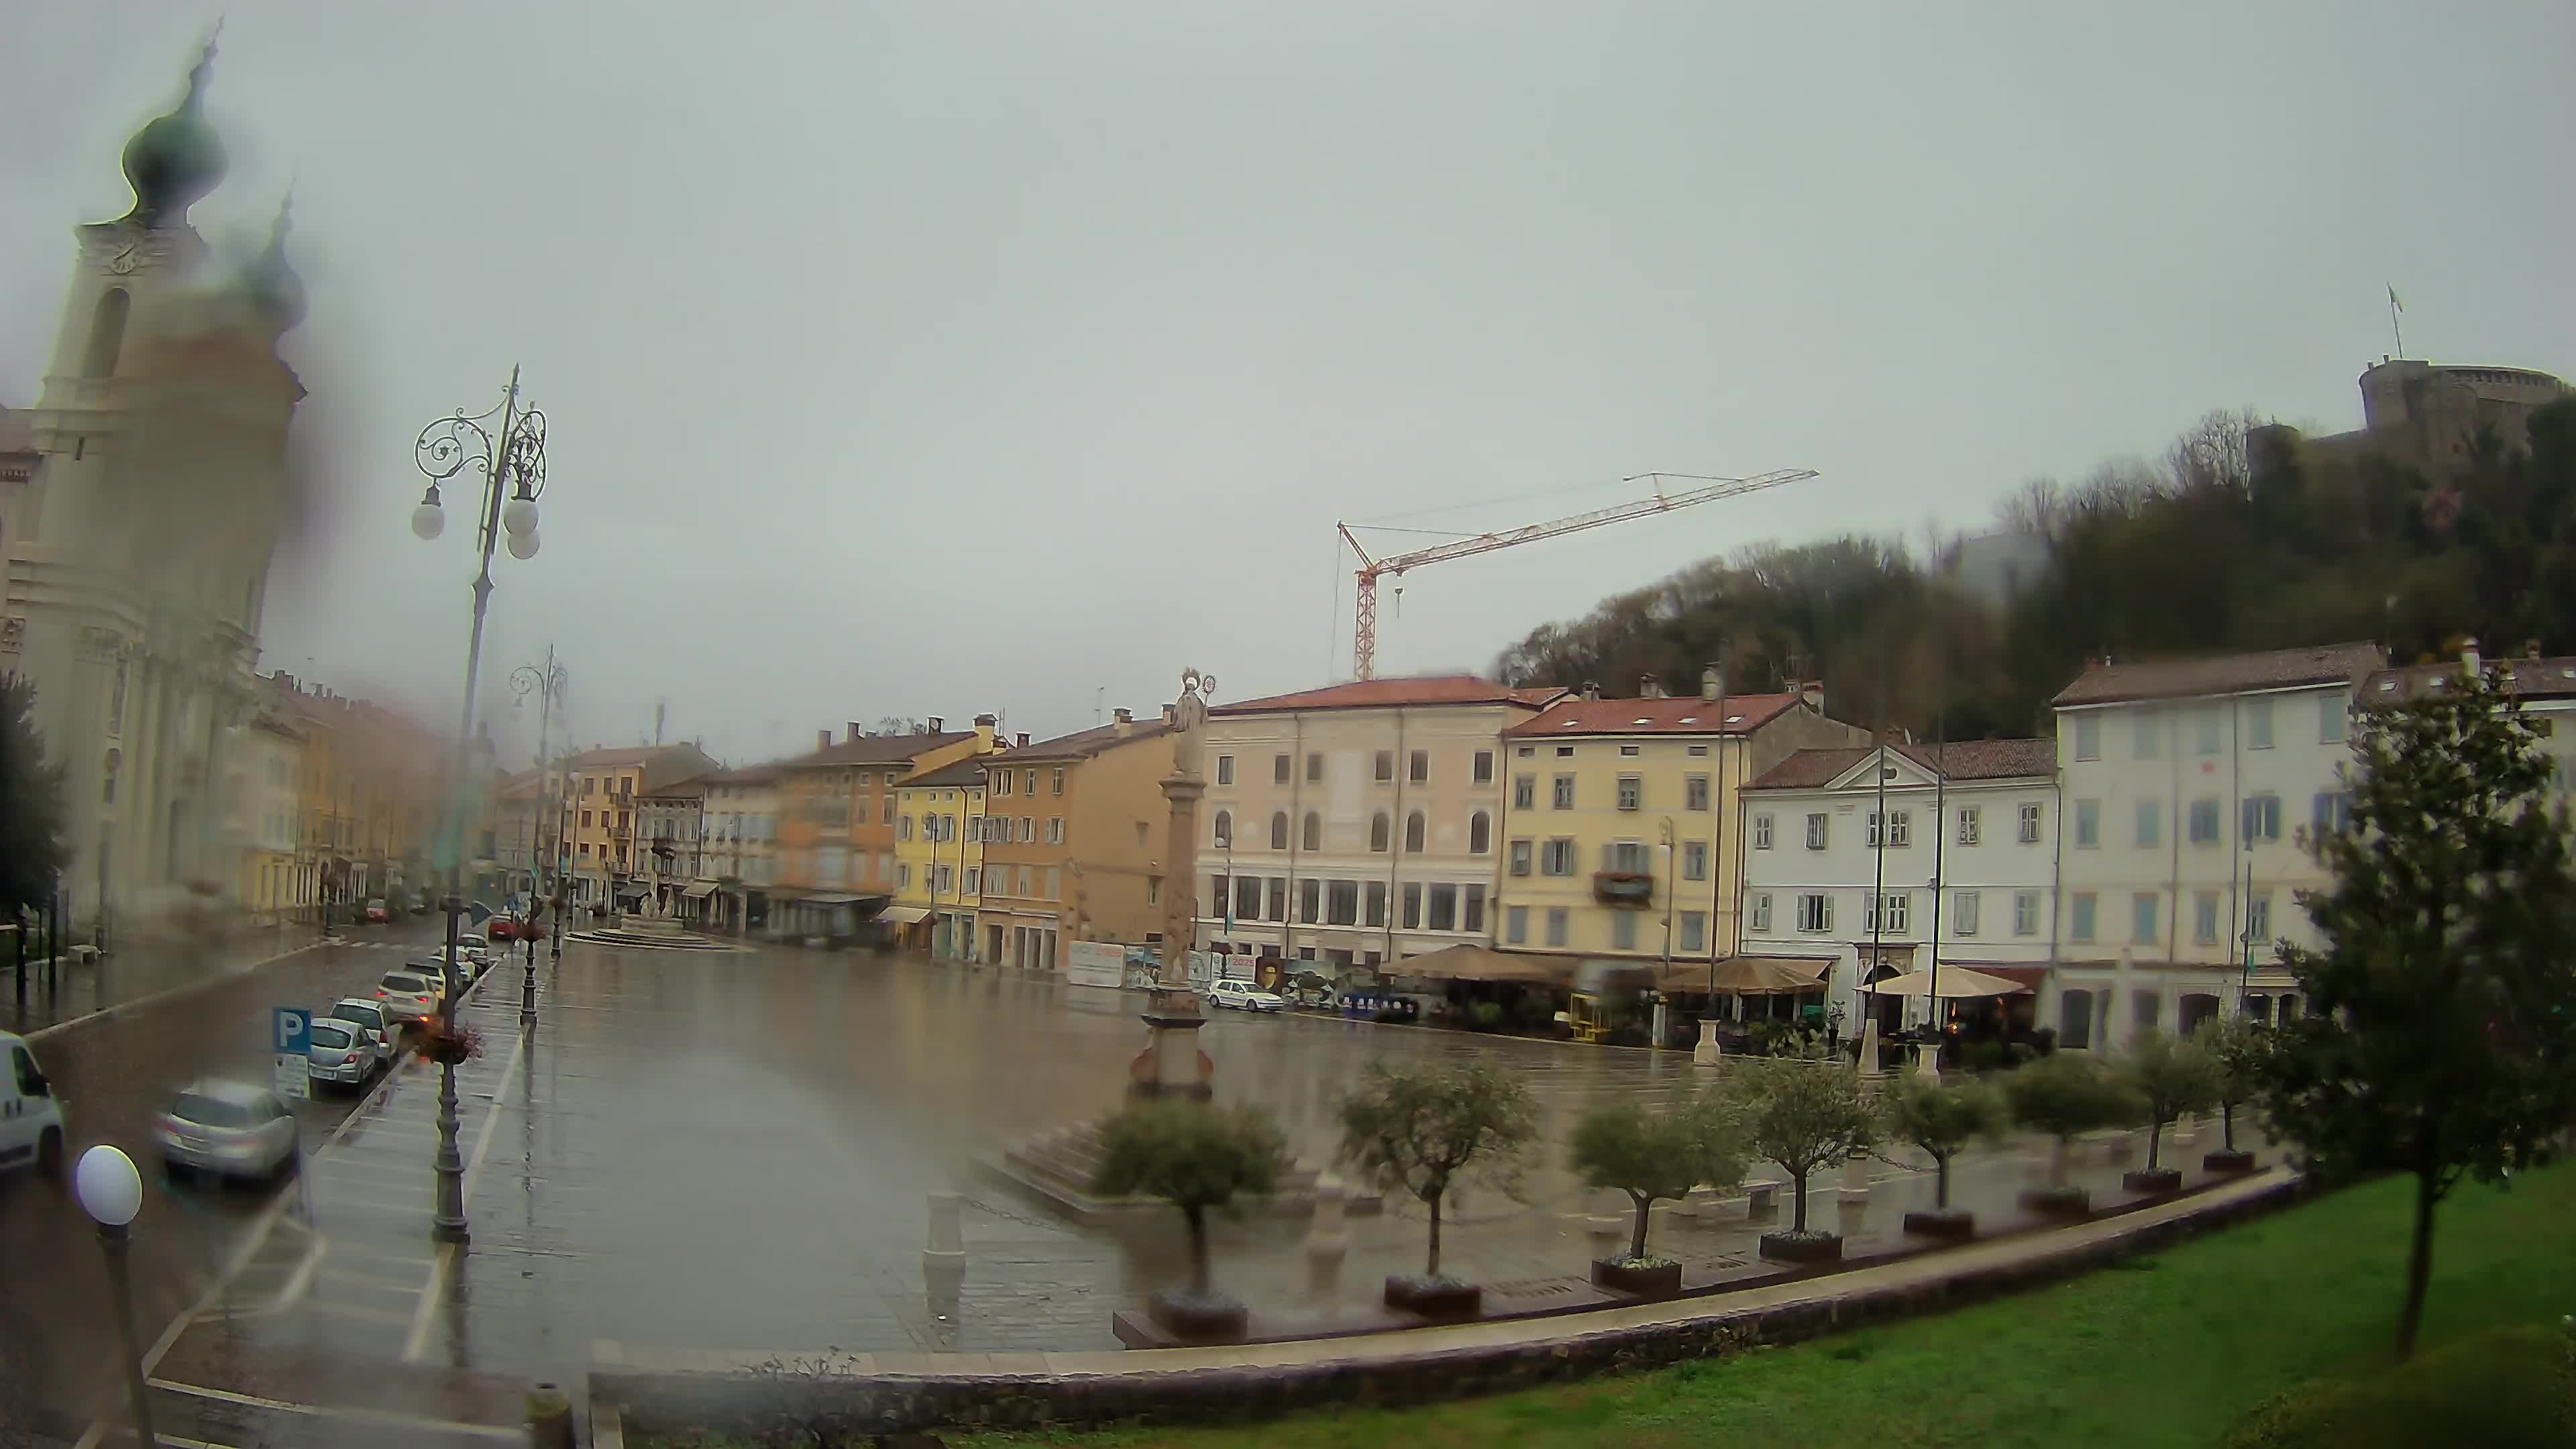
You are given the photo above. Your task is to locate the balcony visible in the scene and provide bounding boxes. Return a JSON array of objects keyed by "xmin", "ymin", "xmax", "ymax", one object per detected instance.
[{"xmin": 1592, "ymin": 871, "xmax": 1654, "ymax": 908}]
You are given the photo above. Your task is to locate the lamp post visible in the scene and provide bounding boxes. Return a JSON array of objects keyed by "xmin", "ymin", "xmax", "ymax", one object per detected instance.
[
  {"xmin": 411, "ymin": 367, "xmax": 549, "ymax": 1244},
  {"xmin": 510, "ymin": 650, "xmax": 567, "ymax": 1030},
  {"xmin": 1656, "ymin": 821, "xmax": 1675, "ymax": 1049},
  {"xmin": 75, "ymin": 1145, "xmax": 156, "ymax": 1449}
]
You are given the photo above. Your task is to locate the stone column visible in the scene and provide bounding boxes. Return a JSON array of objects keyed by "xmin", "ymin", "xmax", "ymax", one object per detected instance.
[
  {"xmin": 1304, "ymin": 1174, "xmax": 1348, "ymax": 1303},
  {"xmin": 1129, "ymin": 669, "xmax": 1218, "ymax": 1101}
]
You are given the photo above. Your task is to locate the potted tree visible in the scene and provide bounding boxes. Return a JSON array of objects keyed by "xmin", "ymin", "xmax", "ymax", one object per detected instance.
[
  {"xmin": 1568, "ymin": 1088, "xmax": 1746, "ymax": 1297},
  {"xmin": 2119, "ymin": 1029, "xmax": 2225, "ymax": 1195},
  {"xmin": 2003, "ymin": 1051, "xmax": 2145, "ymax": 1216},
  {"xmin": 1089, "ymin": 1099, "xmax": 1285, "ymax": 1342},
  {"xmin": 2195, "ymin": 1013, "xmax": 2269, "ymax": 1173},
  {"xmin": 1338, "ymin": 1059, "xmax": 1538, "ymax": 1318},
  {"xmin": 1731, "ymin": 1051, "xmax": 1876, "ymax": 1264},
  {"xmin": 1886, "ymin": 1073, "xmax": 2007, "ymax": 1240}
]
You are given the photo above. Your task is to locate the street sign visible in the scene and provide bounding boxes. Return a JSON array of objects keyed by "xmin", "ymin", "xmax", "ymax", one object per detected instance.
[{"xmin": 271, "ymin": 1006, "xmax": 311, "ymax": 1102}]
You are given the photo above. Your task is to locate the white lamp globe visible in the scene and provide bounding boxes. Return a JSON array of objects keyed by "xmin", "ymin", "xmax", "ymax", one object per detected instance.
[
  {"xmin": 501, "ymin": 496, "xmax": 539, "ymax": 538},
  {"xmin": 74, "ymin": 1144, "xmax": 143, "ymax": 1227},
  {"xmin": 506, "ymin": 528, "xmax": 539, "ymax": 561},
  {"xmin": 411, "ymin": 500, "xmax": 445, "ymax": 541}
]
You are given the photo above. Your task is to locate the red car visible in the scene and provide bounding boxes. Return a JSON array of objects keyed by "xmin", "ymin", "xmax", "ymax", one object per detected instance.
[
  {"xmin": 362, "ymin": 899, "xmax": 390, "ymax": 924},
  {"xmin": 490, "ymin": 916, "xmax": 548, "ymax": 943}
]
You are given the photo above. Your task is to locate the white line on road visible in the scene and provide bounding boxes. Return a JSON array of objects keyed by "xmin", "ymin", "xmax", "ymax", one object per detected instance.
[
  {"xmin": 146, "ymin": 1379, "xmax": 525, "ymax": 1441},
  {"xmin": 400, "ymin": 1023, "xmax": 527, "ymax": 1365}
]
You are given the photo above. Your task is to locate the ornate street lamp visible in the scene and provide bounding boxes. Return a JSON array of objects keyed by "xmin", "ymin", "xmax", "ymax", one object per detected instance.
[
  {"xmin": 510, "ymin": 648, "xmax": 568, "ymax": 1030},
  {"xmin": 411, "ymin": 367, "xmax": 549, "ymax": 1244},
  {"xmin": 74, "ymin": 1145, "xmax": 156, "ymax": 1449}
]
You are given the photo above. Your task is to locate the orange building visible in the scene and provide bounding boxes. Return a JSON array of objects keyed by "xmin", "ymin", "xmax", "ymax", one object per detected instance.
[{"xmin": 771, "ymin": 715, "xmax": 999, "ymax": 938}]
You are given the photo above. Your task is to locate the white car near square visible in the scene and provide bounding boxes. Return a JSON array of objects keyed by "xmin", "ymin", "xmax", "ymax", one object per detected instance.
[{"xmin": 1205, "ymin": 979, "xmax": 1286, "ymax": 1013}]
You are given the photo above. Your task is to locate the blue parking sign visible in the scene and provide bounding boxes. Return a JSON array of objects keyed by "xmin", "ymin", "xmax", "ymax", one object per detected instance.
[{"xmin": 272, "ymin": 1007, "xmax": 311, "ymax": 1055}]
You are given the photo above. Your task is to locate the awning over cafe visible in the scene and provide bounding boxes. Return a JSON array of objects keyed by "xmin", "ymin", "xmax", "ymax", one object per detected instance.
[
  {"xmin": 796, "ymin": 894, "xmax": 873, "ymax": 907},
  {"xmin": 681, "ymin": 881, "xmax": 719, "ymax": 900},
  {"xmin": 1695, "ymin": 955, "xmax": 1837, "ymax": 996},
  {"xmin": 875, "ymin": 906, "xmax": 930, "ymax": 925},
  {"xmin": 1863, "ymin": 965, "xmax": 2030, "ymax": 999},
  {"xmin": 1393, "ymin": 945, "xmax": 1576, "ymax": 987}
]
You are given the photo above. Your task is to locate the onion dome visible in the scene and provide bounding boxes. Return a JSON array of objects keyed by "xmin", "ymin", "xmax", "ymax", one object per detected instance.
[
  {"xmin": 244, "ymin": 193, "xmax": 306, "ymax": 333},
  {"xmin": 121, "ymin": 33, "xmax": 227, "ymax": 227}
]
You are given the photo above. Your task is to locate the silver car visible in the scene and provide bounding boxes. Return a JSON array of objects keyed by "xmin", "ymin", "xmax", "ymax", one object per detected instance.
[
  {"xmin": 156, "ymin": 1079, "xmax": 299, "ymax": 1183},
  {"xmin": 303, "ymin": 1018, "xmax": 384, "ymax": 1090}
]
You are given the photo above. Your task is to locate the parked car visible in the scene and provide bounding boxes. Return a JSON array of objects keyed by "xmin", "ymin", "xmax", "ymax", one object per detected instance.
[
  {"xmin": 303, "ymin": 1018, "xmax": 385, "ymax": 1090},
  {"xmin": 157, "ymin": 1079, "xmax": 299, "ymax": 1183},
  {"xmin": 1205, "ymin": 979, "xmax": 1287, "ymax": 1013},
  {"xmin": 362, "ymin": 898, "xmax": 390, "ymax": 924},
  {"xmin": 376, "ymin": 969, "xmax": 441, "ymax": 1022},
  {"xmin": 326, "ymin": 998, "xmax": 399, "ymax": 1053},
  {"xmin": 0, "ymin": 1032, "xmax": 66, "ymax": 1179}
]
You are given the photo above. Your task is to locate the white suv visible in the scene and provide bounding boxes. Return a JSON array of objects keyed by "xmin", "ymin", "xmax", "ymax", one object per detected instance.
[
  {"xmin": 1206, "ymin": 979, "xmax": 1286, "ymax": 1013},
  {"xmin": 1, "ymin": 1032, "xmax": 67, "ymax": 1179}
]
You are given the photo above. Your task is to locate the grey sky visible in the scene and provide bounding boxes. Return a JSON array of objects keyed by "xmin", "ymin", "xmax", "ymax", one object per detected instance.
[{"xmin": 6, "ymin": 2, "xmax": 2570, "ymax": 767}]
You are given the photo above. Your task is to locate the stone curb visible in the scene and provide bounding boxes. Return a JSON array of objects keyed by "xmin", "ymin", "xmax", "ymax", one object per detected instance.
[{"xmin": 592, "ymin": 1167, "xmax": 2304, "ymax": 1439}]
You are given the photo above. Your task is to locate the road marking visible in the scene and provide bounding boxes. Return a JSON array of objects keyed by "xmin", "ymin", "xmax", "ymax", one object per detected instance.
[
  {"xmin": 399, "ymin": 1023, "xmax": 525, "ymax": 1364},
  {"xmin": 308, "ymin": 1297, "xmax": 417, "ymax": 1326},
  {"xmin": 146, "ymin": 1380, "xmax": 525, "ymax": 1441},
  {"xmin": 316, "ymin": 1263, "xmax": 419, "ymax": 1292}
]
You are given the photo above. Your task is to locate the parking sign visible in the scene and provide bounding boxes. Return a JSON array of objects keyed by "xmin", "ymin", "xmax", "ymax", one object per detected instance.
[{"xmin": 272, "ymin": 1006, "xmax": 311, "ymax": 1101}]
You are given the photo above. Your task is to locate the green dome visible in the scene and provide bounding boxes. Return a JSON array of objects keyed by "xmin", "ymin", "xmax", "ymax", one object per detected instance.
[{"xmin": 121, "ymin": 36, "xmax": 226, "ymax": 226}]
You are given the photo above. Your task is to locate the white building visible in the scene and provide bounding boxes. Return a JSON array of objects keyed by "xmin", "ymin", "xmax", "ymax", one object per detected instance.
[
  {"xmin": 2047, "ymin": 643, "xmax": 2385, "ymax": 1049},
  {"xmin": 1738, "ymin": 739, "xmax": 2060, "ymax": 1036},
  {"xmin": 1, "ymin": 43, "xmax": 306, "ymax": 938}
]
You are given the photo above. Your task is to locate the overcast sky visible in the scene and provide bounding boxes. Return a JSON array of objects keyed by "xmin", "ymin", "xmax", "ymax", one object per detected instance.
[{"xmin": 5, "ymin": 2, "xmax": 2571, "ymax": 766}]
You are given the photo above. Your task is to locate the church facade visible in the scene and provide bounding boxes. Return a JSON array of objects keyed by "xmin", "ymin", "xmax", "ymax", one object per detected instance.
[{"xmin": 0, "ymin": 38, "xmax": 307, "ymax": 941}]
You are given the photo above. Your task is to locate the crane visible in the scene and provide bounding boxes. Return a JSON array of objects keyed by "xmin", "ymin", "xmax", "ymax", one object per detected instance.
[{"xmin": 1337, "ymin": 469, "xmax": 1816, "ymax": 680}]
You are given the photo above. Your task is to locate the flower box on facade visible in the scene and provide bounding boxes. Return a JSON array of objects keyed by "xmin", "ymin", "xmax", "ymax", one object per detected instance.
[{"xmin": 1591, "ymin": 871, "xmax": 1654, "ymax": 907}]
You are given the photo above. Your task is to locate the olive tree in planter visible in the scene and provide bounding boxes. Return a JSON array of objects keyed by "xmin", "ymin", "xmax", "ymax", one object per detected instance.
[
  {"xmin": 2119, "ymin": 1029, "xmax": 2225, "ymax": 1195},
  {"xmin": 1731, "ymin": 1051, "xmax": 1876, "ymax": 1265},
  {"xmin": 2003, "ymin": 1050, "xmax": 2145, "ymax": 1216},
  {"xmin": 1338, "ymin": 1058, "xmax": 1538, "ymax": 1318},
  {"xmin": 1091, "ymin": 1099, "xmax": 1285, "ymax": 1342},
  {"xmin": 1886, "ymin": 1073, "xmax": 2006, "ymax": 1240},
  {"xmin": 1568, "ymin": 1088, "xmax": 1746, "ymax": 1297},
  {"xmin": 2194, "ymin": 1012, "xmax": 2271, "ymax": 1173}
]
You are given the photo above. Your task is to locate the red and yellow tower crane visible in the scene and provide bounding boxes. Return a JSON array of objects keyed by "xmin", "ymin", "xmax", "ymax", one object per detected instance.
[{"xmin": 1336, "ymin": 469, "xmax": 1816, "ymax": 680}]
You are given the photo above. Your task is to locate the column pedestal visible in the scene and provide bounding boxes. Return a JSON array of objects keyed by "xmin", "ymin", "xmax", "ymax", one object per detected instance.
[{"xmin": 1128, "ymin": 989, "xmax": 1214, "ymax": 1100}]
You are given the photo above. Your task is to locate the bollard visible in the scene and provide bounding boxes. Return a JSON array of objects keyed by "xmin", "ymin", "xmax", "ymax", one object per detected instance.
[
  {"xmin": 1836, "ymin": 1185, "xmax": 1871, "ymax": 1239},
  {"xmin": 2171, "ymin": 1114, "xmax": 2198, "ymax": 1152},
  {"xmin": 1841, "ymin": 1150, "xmax": 1872, "ymax": 1193},
  {"xmin": 1303, "ymin": 1175, "xmax": 1348, "ymax": 1303},
  {"xmin": 922, "ymin": 1191, "xmax": 966, "ymax": 1275},
  {"xmin": 525, "ymin": 1383, "xmax": 574, "ymax": 1449},
  {"xmin": 1585, "ymin": 1214, "xmax": 1625, "ymax": 1261},
  {"xmin": 1745, "ymin": 1179, "xmax": 1780, "ymax": 1220}
]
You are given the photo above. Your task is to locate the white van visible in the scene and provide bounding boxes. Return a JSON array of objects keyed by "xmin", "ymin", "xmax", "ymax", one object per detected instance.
[{"xmin": 0, "ymin": 1030, "xmax": 67, "ymax": 1179}]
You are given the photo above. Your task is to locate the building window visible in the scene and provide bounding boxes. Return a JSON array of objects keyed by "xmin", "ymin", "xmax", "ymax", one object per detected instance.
[
  {"xmin": 1684, "ymin": 774, "xmax": 1709, "ymax": 811},
  {"xmin": 1799, "ymin": 812, "xmax": 1828, "ymax": 850},
  {"xmin": 2074, "ymin": 799, "xmax": 2099, "ymax": 848},
  {"xmin": 1306, "ymin": 752, "xmax": 1323, "ymax": 783},
  {"xmin": 1145, "ymin": 875, "xmax": 1161, "ymax": 906},
  {"xmin": 1796, "ymin": 893, "xmax": 1833, "ymax": 932},
  {"xmin": 1505, "ymin": 906, "xmax": 1529, "ymax": 945},
  {"xmin": 1462, "ymin": 884, "xmax": 1485, "ymax": 934},
  {"xmin": 1956, "ymin": 806, "xmax": 1980, "ymax": 845},
  {"xmin": 1681, "ymin": 840, "xmax": 1707, "ymax": 881},
  {"xmin": 1953, "ymin": 890, "xmax": 1980, "ymax": 936},
  {"xmin": 1273, "ymin": 753, "xmax": 1291, "ymax": 784},
  {"xmin": 1864, "ymin": 893, "xmax": 1909, "ymax": 934},
  {"xmin": 2135, "ymin": 799, "xmax": 2161, "ymax": 849},
  {"xmin": 2012, "ymin": 890, "xmax": 2038, "ymax": 936},
  {"xmin": 1540, "ymin": 838, "xmax": 1576, "ymax": 875},
  {"xmin": 1216, "ymin": 755, "xmax": 1234, "ymax": 785},
  {"xmin": 1546, "ymin": 907, "xmax": 1569, "ymax": 947},
  {"xmin": 1399, "ymin": 810, "xmax": 1422, "ymax": 853},
  {"xmin": 2319, "ymin": 695, "xmax": 2347, "ymax": 743},
  {"xmin": 898, "ymin": 815, "xmax": 912, "ymax": 841},
  {"xmin": 1552, "ymin": 775, "xmax": 1576, "ymax": 809},
  {"xmin": 2194, "ymin": 891, "xmax": 2219, "ymax": 945},
  {"xmin": 2245, "ymin": 891, "xmax": 2273, "ymax": 947},
  {"xmin": 1468, "ymin": 810, "xmax": 1491, "ymax": 854},
  {"xmin": 1401, "ymin": 882, "xmax": 1421, "ymax": 928},
  {"xmin": 2310, "ymin": 791, "xmax": 2352, "ymax": 837},
  {"xmin": 2189, "ymin": 798, "xmax": 2220, "ymax": 844},
  {"xmin": 1364, "ymin": 879, "xmax": 1387, "ymax": 927},
  {"xmin": 2245, "ymin": 700, "xmax": 2274, "ymax": 750},
  {"xmin": 896, "ymin": 862, "xmax": 908, "ymax": 890},
  {"xmin": 1409, "ymin": 749, "xmax": 1429, "ymax": 784},
  {"xmin": 1616, "ymin": 775, "xmax": 1642, "ymax": 811},
  {"xmin": 1610, "ymin": 911, "xmax": 1636, "ymax": 951},
  {"xmin": 1370, "ymin": 811, "xmax": 1391, "ymax": 852},
  {"xmin": 964, "ymin": 867, "xmax": 980, "ymax": 895},
  {"xmin": 2070, "ymin": 892, "xmax": 2097, "ymax": 943},
  {"xmin": 2196, "ymin": 708, "xmax": 2221, "ymax": 755},
  {"xmin": 1301, "ymin": 812, "xmax": 1321, "ymax": 851},
  {"xmin": 1868, "ymin": 810, "xmax": 1910, "ymax": 847},
  {"xmin": 1373, "ymin": 750, "xmax": 1395, "ymax": 783},
  {"xmin": 1754, "ymin": 814, "xmax": 1774, "ymax": 850},
  {"xmin": 994, "ymin": 771, "xmax": 1012, "ymax": 797},
  {"xmin": 1023, "ymin": 769, "xmax": 1037, "ymax": 796},
  {"xmin": 2017, "ymin": 802, "xmax": 2041, "ymax": 843},
  {"xmin": 1509, "ymin": 839, "xmax": 1532, "ymax": 875},
  {"xmin": 1327, "ymin": 880, "xmax": 1359, "ymax": 926},
  {"xmin": 1271, "ymin": 812, "xmax": 1289, "ymax": 849},
  {"xmin": 2133, "ymin": 892, "xmax": 2159, "ymax": 944},
  {"xmin": 1265, "ymin": 877, "xmax": 1286, "ymax": 920},
  {"xmin": 2059, "ymin": 989, "xmax": 2095, "ymax": 1051},
  {"xmin": 1472, "ymin": 750, "xmax": 1494, "ymax": 785},
  {"xmin": 1619, "ymin": 744, "xmax": 1640, "ymax": 757},
  {"xmin": 882, "ymin": 796, "xmax": 895, "ymax": 824},
  {"xmin": 1297, "ymin": 878, "xmax": 1320, "ymax": 922},
  {"xmin": 2134, "ymin": 712, "xmax": 2159, "ymax": 759},
  {"xmin": 2073, "ymin": 716, "xmax": 2100, "ymax": 761},
  {"xmin": 1046, "ymin": 817, "xmax": 1064, "ymax": 844},
  {"xmin": 1678, "ymin": 910, "xmax": 1706, "ymax": 953},
  {"xmin": 2241, "ymin": 794, "xmax": 2282, "ymax": 843},
  {"xmin": 1513, "ymin": 775, "xmax": 1536, "ymax": 810},
  {"xmin": 1213, "ymin": 810, "xmax": 1232, "ymax": 848},
  {"xmin": 1749, "ymin": 893, "xmax": 1772, "ymax": 932}
]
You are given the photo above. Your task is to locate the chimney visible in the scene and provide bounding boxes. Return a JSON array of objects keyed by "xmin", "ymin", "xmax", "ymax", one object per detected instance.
[
  {"xmin": 1582, "ymin": 680, "xmax": 1602, "ymax": 701},
  {"xmin": 1799, "ymin": 680, "xmax": 1826, "ymax": 715},
  {"xmin": 2461, "ymin": 637, "xmax": 2481, "ymax": 676},
  {"xmin": 1161, "ymin": 704, "xmax": 1177, "ymax": 726},
  {"xmin": 2526, "ymin": 639, "xmax": 2544, "ymax": 660},
  {"xmin": 1113, "ymin": 707, "xmax": 1134, "ymax": 736},
  {"xmin": 1639, "ymin": 672, "xmax": 1662, "ymax": 698},
  {"xmin": 926, "ymin": 716, "xmax": 944, "ymax": 733},
  {"xmin": 817, "ymin": 728, "xmax": 833, "ymax": 751},
  {"xmin": 973, "ymin": 714, "xmax": 996, "ymax": 747},
  {"xmin": 1699, "ymin": 662, "xmax": 1723, "ymax": 702},
  {"xmin": 848, "ymin": 721, "xmax": 863, "ymax": 741},
  {"xmin": 1014, "ymin": 732, "xmax": 1030, "ymax": 748}
]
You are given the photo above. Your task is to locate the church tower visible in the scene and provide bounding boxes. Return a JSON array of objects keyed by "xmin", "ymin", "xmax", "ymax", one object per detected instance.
[{"xmin": 2, "ymin": 33, "xmax": 309, "ymax": 942}]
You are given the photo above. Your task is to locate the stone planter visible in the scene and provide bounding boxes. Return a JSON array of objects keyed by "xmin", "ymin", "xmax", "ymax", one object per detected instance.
[
  {"xmin": 1146, "ymin": 1289, "xmax": 1249, "ymax": 1344},
  {"xmin": 1589, "ymin": 1256, "xmax": 1683, "ymax": 1299},
  {"xmin": 2203, "ymin": 1148, "xmax": 2258, "ymax": 1174},
  {"xmin": 1757, "ymin": 1230, "xmax": 1843, "ymax": 1265},
  {"xmin": 2122, "ymin": 1167, "xmax": 2184, "ymax": 1195},
  {"xmin": 1901, "ymin": 1208, "xmax": 1976, "ymax": 1240},
  {"xmin": 2019, "ymin": 1185, "xmax": 2092, "ymax": 1217},
  {"xmin": 1384, "ymin": 1275, "xmax": 1483, "ymax": 1318}
]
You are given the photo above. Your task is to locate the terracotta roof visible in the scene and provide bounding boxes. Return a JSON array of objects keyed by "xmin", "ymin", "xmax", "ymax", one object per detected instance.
[
  {"xmin": 2363, "ymin": 656, "xmax": 2576, "ymax": 705},
  {"xmin": 779, "ymin": 730, "xmax": 975, "ymax": 768},
  {"xmin": 1006, "ymin": 720, "xmax": 1175, "ymax": 761},
  {"xmin": 1503, "ymin": 693, "xmax": 1801, "ymax": 739},
  {"xmin": 2051, "ymin": 643, "xmax": 2385, "ymax": 708},
  {"xmin": 641, "ymin": 773, "xmax": 713, "ymax": 798},
  {"xmin": 1747, "ymin": 738, "xmax": 2057, "ymax": 791},
  {"xmin": 1213, "ymin": 676, "xmax": 1567, "ymax": 716},
  {"xmin": 698, "ymin": 761, "xmax": 785, "ymax": 786},
  {"xmin": 903, "ymin": 755, "xmax": 996, "ymax": 790}
]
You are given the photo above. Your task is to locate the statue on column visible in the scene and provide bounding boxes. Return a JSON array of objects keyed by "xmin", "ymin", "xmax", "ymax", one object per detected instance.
[{"xmin": 1131, "ymin": 667, "xmax": 1220, "ymax": 1099}]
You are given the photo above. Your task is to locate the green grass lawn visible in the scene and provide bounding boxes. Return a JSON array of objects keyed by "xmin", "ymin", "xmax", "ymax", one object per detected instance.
[{"xmin": 943, "ymin": 1161, "xmax": 2576, "ymax": 1449}]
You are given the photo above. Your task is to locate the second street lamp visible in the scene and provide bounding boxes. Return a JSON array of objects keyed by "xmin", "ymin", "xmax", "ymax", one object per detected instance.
[
  {"xmin": 411, "ymin": 366, "xmax": 550, "ymax": 1244},
  {"xmin": 510, "ymin": 649, "xmax": 568, "ymax": 1030}
]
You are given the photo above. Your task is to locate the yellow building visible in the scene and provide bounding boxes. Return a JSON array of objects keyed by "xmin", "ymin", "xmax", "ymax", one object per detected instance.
[
  {"xmin": 231, "ymin": 710, "xmax": 305, "ymax": 921},
  {"xmin": 892, "ymin": 755, "xmax": 994, "ymax": 958},
  {"xmin": 1494, "ymin": 675, "xmax": 1863, "ymax": 967},
  {"xmin": 563, "ymin": 743, "xmax": 717, "ymax": 910}
]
